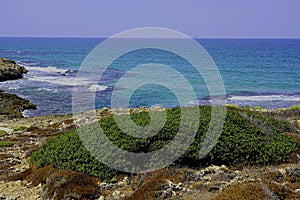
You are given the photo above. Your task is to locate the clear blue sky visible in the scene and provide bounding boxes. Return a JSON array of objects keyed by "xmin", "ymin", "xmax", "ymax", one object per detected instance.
[{"xmin": 1, "ymin": 0, "xmax": 299, "ymax": 38}]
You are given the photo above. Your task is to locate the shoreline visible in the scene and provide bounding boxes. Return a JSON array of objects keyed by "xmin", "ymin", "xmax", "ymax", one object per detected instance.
[
  {"xmin": 1, "ymin": 55, "xmax": 299, "ymax": 116},
  {"xmin": 1, "ymin": 104, "xmax": 299, "ymax": 133}
]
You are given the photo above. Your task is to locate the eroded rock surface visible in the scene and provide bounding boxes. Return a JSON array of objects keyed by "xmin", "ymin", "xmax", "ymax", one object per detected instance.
[
  {"xmin": 0, "ymin": 91, "xmax": 36, "ymax": 121},
  {"xmin": 0, "ymin": 58, "xmax": 28, "ymax": 82}
]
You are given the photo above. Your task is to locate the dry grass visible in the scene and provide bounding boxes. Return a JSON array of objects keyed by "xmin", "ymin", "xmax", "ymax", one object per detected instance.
[
  {"xmin": 2, "ymin": 165, "xmax": 101, "ymax": 199},
  {"xmin": 7, "ymin": 168, "xmax": 32, "ymax": 181},
  {"xmin": 40, "ymin": 169, "xmax": 100, "ymax": 200},
  {"xmin": 25, "ymin": 165, "xmax": 56, "ymax": 186},
  {"xmin": 0, "ymin": 153, "xmax": 13, "ymax": 160},
  {"xmin": 216, "ymin": 165, "xmax": 300, "ymax": 200},
  {"xmin": 125, "ymin": 168, "xmax": 187, "ymax": 200},
  {"xmin": 262, "ymin": 169, "xmax": 300, "ymax": 199},
  {"xmin": 213, "ymin": 181, "xmax": 266, "ymax": 200}
]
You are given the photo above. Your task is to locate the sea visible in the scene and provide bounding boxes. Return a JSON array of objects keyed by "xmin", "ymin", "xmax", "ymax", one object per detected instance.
[{"xmin": 0, "ymin": 37, "xmax": 299, "ymax": 116}]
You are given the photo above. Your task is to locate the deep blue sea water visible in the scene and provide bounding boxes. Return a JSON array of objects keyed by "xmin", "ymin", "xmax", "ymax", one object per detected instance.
[{"xmin": 0, "ymin": 37, "xmax": 299, "ymax": 116}]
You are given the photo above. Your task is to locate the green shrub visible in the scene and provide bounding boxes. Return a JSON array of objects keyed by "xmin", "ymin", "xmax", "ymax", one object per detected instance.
[
  {"xmin": 289, "ymin": 105, "xmax": 300, "ymax": 110},
  {"xmin": 0, "ymin": 141, "xmax": 17, "ymax": 147},
  {"xmin": 30, "ymin": 106, "xmax": 298, "ymax": 181},
  {"xmin": 29, "ymin": 130, "xmax": 118, "ymax": 181},
  {"xmin": 0, "ymin": 130, "xmax": 7, "ymax": 137},
  {"xmin": 13, "ymin": 125, "xmax": 27, "ymax": 131},
  {"xmin": 252, "ymin": 106, "xmax": 263, "ymax": 110}
]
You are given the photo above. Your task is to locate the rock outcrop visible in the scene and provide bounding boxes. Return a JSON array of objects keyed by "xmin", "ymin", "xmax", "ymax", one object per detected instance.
[
  {"xmin": 0, "ymin": 90, "xmax": 36, "ymax": 121},
  {"xmin": 0, "ymin": 58, "xmax": 34, "ymax": 120},
  {"xmin": 0, "ymin": 58, "xmax": 28, "ymax": 81}
]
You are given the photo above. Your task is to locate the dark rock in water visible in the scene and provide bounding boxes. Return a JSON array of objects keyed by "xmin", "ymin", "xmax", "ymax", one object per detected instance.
[
  {"xmin": 0, "ymin": 57, "xmax": 28, "ymax": 81},
  {"xmin": 0, "ymin": 58, "xmax": 34, "ymax": 120},
  {"xmin": 0, "ymin": 91, "xmax": 36, "ymax": 121}
]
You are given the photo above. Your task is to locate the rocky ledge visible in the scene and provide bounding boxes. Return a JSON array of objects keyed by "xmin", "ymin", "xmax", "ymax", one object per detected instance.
[
  {"xmin": 0, "ymin": 90, "xmax": 36, "ymax": 121},
  {"xmin": 0, "ymin": 58, "xmax": 28, "ymax": 82},
  {"xmin": 0, "ymin": 58, "xmax": 36, "ymax": 120}
]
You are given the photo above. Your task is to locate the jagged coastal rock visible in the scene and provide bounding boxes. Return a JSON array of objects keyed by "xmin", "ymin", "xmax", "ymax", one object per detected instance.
[
  {"xmin": 0, "ymin": 90, "xmax": 36, "ymax": 121},
  {"xmin": 0, "ymin": 57, "xmax": 28, "ymax": 81},
  {"xmin": 0, "ymin": 58, "xmax": 36, "ymax": 120}
]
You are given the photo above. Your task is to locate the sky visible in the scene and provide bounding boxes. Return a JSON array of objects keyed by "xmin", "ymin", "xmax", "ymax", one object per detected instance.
[{"xmin": 0, "ymin": 0, "xmax": 299, "ymax": 38}]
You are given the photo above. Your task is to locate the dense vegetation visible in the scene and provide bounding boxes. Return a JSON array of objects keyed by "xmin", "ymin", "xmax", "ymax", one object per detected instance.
[{"xmin": 30, "ymin": 106, "xmax": 298, "ymax": 181}]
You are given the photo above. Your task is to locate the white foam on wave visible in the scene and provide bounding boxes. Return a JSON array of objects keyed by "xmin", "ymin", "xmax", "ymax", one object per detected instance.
[
  {"xmin": 26, "ymin": 66, "xmax": 67, "ymax": 74},
  {"xmin": 28, "ymin": 76, "xmax": 107, "ymax": 91},
  {"xmin": 36, "ymin": 87, "xmax": 59, "ymax": 92},
  {"xmin": 16, "ymin": 61, "xmax": 39, "ymax": 66},
  {"xmin": 22, "ymin": 110, "xmax": 30, "ymax": 118},
  {"xmin": 8, "ymin": 85, "xmax": 20, "ymax": 90},
  {"xmin": 228, "ymin": 94, "xmax": 300, "ymax": 101},
  {"xmin": 88, "ymin": 84, "xmax": 108, "ymax": 92}
]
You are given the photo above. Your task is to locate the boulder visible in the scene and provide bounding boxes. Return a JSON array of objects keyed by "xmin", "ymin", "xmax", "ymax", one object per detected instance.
[
  {"xmin": 0, "ymin": 90, "xmax": 36, "ymax": 121},
  {"xmin": 0, "ymin": 58, "xmax": 28, "ymax": 81}
]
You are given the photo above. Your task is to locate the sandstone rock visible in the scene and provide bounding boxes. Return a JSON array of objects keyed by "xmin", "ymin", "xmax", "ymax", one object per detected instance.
[
  {"xmin": 112, "ymin": 190, "xmax": 120, "ymax": 198},
  {"xmin": 0, "ymin": 127, "xmax": 13, "ymax": 134},
  {"xmin": 116, "ymin": 177, "xmax": 130, "ymax": 187},
  {"xmin": 123, "ymin": 176, "xmax": 129, "ymax": 185},
  {"xmin": 97, "ymin": 107, "xmax": 113, "ymax": 118},
  {"xmin": 150, "ymin": 105, "xmax": 165, "ymax": 112},
  {"xmin": 155, "ymin": 180, "xmax": 189, "ymax": 199},
  {"xmin": 285, "ymin": 167, "xmax": 300, "ymax": 177},
  {"xmin": 220, "ymin": 164, "xmax": 229, "ymax": 171},
  {"xmin": 98, "ymin": 196, "xmax": 105, "ymax": 200},
  {"xmin": 0, "ymin": 58, "xmax": 28, "ymax": 82}
]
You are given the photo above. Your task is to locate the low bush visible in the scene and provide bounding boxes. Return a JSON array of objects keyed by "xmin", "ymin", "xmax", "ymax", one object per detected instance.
[
  {"xmin": 30, "ymin": 106, "xmax": 298, "ymax": 181},
  {"xmin": 289, "ymin": 105, "xmax": 300, "ymax": 110},
  {"xmin": 0, "ymin": 130, "xmax": 7, "ymax": 137},
  {"xmin": 29, "ymin": 130, "xmax": 118, "ymax": 181},
  {"xmin": 13, "ymin": 125, "xmax": 27, "ymax": 131},
  {"xmin": 0, "ymin": 140, "xmax": 17, "ymax": 147}
]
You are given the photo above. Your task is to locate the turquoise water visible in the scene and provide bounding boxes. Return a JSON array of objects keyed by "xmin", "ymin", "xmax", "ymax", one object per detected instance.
[{"xmin": 0, "ymin": 37, "xmax": 299, "ymax": 116}]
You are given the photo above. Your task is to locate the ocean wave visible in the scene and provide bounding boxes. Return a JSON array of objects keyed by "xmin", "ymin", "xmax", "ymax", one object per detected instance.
[
  {"xmin": 26, "ymin": 66, "xmax": 68, "ymax": 74},
  {"xmin": 22, "ymin": 110, "xmax": 30, "ymax": 118},
  {"xmin": 65, "ymin": 69, "xmax": 78, "ymax": 74},
  {"xmin": 8, "ymin": 86, "xmax": 20, "ymax": 90},
  {"xmin": 36, "ymin": 87, "xmax": 59, "ymax": 92},
  {"xmin": 27, "ymin": 76, "xmax": 107, "ymax": 91},
  {"xmin": 16, "ymin": 61, "xmax": 40, "ymax": 66},
  {"xmin": 88, "ymin": 84, "xmax": 108, "ymax": 91},
  {"xmin": 228, "ymin": 94, "xmax": 300, "ymax": 101}
]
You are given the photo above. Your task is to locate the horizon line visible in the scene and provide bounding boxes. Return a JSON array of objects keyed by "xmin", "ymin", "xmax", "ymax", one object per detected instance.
[{"xmin": 1, "ymin": 35, "xmax": 300, "ymax": 39}]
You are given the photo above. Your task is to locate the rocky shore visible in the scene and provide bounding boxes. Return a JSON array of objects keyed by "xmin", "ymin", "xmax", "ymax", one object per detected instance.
[
  {"xmin": 0, "ymin": 58, "xmax": 28, "ymax": 82},
  {"xmin": 0, "ymin": 91, "xmax": 36, "ymax": 121},
  {"xmin": 0, "ymin": 58, "xmax": 36, "ymax": 121}
]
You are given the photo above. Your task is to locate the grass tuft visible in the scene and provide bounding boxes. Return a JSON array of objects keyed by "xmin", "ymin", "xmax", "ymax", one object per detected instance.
[
  {"xmin": 13, "ymin": 125, "xmax": 27, "ymax": 131},
  {"xmin": 0, "ymin": 141, "xmax": 17, "ymax": 147},
  {"xmin": 0, "ymin": 130, "xmax": 7, "ymax": 137}
]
